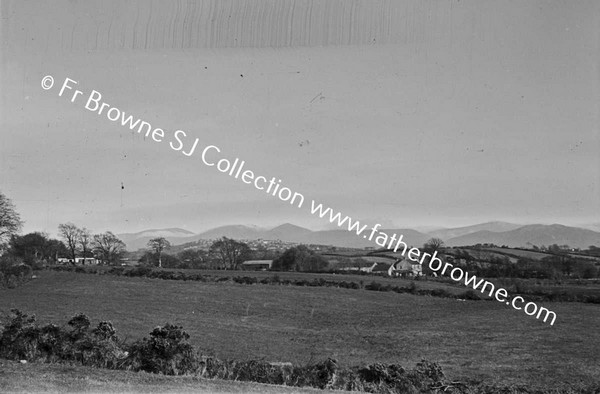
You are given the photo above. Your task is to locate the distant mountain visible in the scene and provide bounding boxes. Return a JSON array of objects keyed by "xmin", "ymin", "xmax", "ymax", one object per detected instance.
[
  {"xmin": 265, "ymin": 223, "xmax": 313, "ymax": 240},
  {"xmin": 578, "ymin": 223, "xmax": 600, "ymax": 232},
  {"xmin": 119, "ymin": 222, "xmax": 600, "ymax": 251},
  {"xmin": 277, "ymin": 228, "xmax": 428, "ymax": 249},
  {"xmin": 412, "ymin": 225, "xmax": 447, "ymax": 233},
  {"xmin": 118, "ymin": 228, "xmax": 196, "ymax": 251},
  {"xmin": 197, "ymin": 225, "xmax": 265, "ymax": 240},
  {"xmin": 446, "ymin": 224, "xmax": 600, "ymax": 249},
  {"xmin": 428, "ymin": 221, "xmax": 523, "ymax": 240}
]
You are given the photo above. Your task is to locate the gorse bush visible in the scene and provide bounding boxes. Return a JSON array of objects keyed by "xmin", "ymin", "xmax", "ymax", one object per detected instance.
[
  {"xmin": 0, "ymin": 309, "xmax": 126, "ymax": 368},
  {"xmin": 126, "ymin": 324, "xmax": 200, "ymax": 375}
]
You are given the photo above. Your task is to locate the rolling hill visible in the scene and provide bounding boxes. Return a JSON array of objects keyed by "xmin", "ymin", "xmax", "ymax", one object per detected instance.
[
  {"xmin": 428, "ymin": 221, "xmax": 523, "ymax": 240},
  {"xmin": 119, "ymin": 222, "xmax": 600, "ymax": 251},
  {"xmin": 446, "ymin": 224, "xmax": 600, "ymax": 249},
  {"xmin": 117, "ymin": 228, "xmax": 196, "ymax": 251}
]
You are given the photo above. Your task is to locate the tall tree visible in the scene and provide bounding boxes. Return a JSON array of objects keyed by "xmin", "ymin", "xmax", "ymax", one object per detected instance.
[
  {"xmin": 209, "ymin": 237, "xmax": 251, "ymax": 270},
  {"xmin": 58, "ymin": 223, "xmax": 80, "ymax": 261},
  {"xmin": 271, "ymin": 245, "xmax": 328, "ymax": 272},
  {"xmin": 9, "ymin": 232, "xmax": 51, "ymax": 264},
  {"xmin": 0, "ymin": 192, "xmax": 23, "ymax": 252},
  {"xmin": 93, "ymin": 232, "xmax": 126, "ymax": 265},
  {"xmin": 147, "ymin": 237, "xmax": 171, "ymax": 268},
  {"xmin": 177, "ymin": 248, "xmax": 207, "ymax": 269},
  {"xmin": 78, "ymin": 227, "xmax": 93, "ymax": 262},
  {"xmin": 423, "ymin": 238, "xmax": 445, "ymax": 254}
]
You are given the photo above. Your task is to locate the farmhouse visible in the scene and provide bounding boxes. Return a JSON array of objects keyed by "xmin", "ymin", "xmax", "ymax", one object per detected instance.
[
  {"xmin": 388, "ymin": 259, "xmax": 422, "ymax": 277},
  {"xmin": 76, "ymin": 257, "xmax": 99, "ymax": 265},
  {"xmin": 241, "ymin": 260, "xmax": 273, "ymax": 270},
  {"xmin": 371, "ymin": 262, "xmax": 392, "ymax": 274},
  {"xmin": 58, "ymin": 257, "xmax": 99, "ymax": 265}
]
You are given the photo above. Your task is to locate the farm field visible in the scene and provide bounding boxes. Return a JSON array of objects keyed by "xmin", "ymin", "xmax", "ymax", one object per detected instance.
[
  {"xmin": 477, "ymin": 247, "xmax": 553, "ymax": 261},
  {"xmin": 0, "ymin": 359, "xmax": 335, "ymax": 393},
  {"xmin": 114, "ymin": 266, "xmax": 600, "ymax": 299},
  {"xmin": 1, "ymin": 271, "xmax": 600, "ymax": 390}
]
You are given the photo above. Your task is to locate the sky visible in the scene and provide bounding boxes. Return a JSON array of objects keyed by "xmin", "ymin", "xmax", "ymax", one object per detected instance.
[{"xmin": 1, "ymin": 0, "xmax": 599, "ymax": 236}]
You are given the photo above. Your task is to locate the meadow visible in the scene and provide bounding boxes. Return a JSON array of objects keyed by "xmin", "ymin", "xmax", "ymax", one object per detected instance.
[
  {"xmin": 0, "ymin": 359, "xmax": 332, "ymax": 393},
  {"xmin": 1, "ymin": 270, "xmax": 599, "ymax": 391}
]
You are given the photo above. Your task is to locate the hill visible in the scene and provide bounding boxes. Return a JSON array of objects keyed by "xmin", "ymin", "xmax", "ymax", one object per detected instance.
[
  {"xmin": 117, "ymin": 228, "xmax": 196, "ymax": 251},
  {"xmin": 446, "ymin": 224, "xmax": 600, "ymax": 249},
  {"xmin": 119, "ymin": 222, "xmax": 600, "ymax": 251},
  {"xmin": 428, "ymin": 221, "xmax": 523, "ymax": 240},
  {"xmin": 196, "ymin": 224, "xmax": 266, "ymax": 240}
]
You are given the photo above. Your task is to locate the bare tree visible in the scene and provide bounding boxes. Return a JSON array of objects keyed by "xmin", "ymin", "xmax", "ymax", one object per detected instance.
[
  {"xmin": 209, "ymin": 237, "xmax": 251, "ymax": 270},
  {"xmin": 0, "ymin": 191, "xmax": 23, "ymax": 252},
  {"xmin": 58, "ymin": 223, "xmax": 80, "ymax": 262},
  {"xmin": 78, "ymin": 227, "xmax": 92, "ymax": 263},
  {"xmin": 423, "ymin": 237, "xmax": 445, "ymax": 254},
  {"xmin": 93, "ymin": 232, "xmax": 126, "ymax": 265},
  {"xmin": 147, "ymin": 237, "xmax": 171, "ymax": 268}
]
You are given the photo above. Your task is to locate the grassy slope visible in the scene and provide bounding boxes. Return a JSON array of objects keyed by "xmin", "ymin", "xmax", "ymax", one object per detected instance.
[
  {"xmin": 1, "ymin": 271, "xmax": 599, "ymax": 390},
  {"xmin": 0, "ymin": 359, "xmax": 337, "ymax": 393}
]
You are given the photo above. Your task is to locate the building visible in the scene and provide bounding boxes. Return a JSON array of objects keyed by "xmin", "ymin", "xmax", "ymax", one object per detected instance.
[
  {"xmin": 75, "ymin": 257, "xmax": 99, "ymax": 265},
  {"xmin": 241, "ymin": 260, "xmax": 273, "ymax": 270},
  {"xmin": 58, "ymin": 257, "xmax": 99, "ymax": 265},
  {"xmin": 388, "ymin": 259, "xmax": 422, "ymax": 277}
]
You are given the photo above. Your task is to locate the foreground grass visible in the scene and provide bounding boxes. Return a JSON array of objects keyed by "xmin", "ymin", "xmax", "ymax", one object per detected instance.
[
  {"xmin": 0, "ymin": 359, "xmax": 336, "ymax": 393},
  {"xmin": 1, "ymin": 271, "xmax": 599, "ymax": 390}
]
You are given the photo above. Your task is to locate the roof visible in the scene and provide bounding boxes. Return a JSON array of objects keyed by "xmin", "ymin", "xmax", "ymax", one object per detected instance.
[
  {"xmin": 242, "ymin": 260, "xmax": 273, "ymax": 265},
  {"xmin": 396, "ymin": 260, "xmax": 421, "ymax": 267},
  {"xmin": 371, "ymin": 263, "xmax": 392, "ymax": 272}
]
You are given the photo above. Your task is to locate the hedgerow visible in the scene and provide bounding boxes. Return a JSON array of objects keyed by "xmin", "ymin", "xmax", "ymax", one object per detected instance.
[{"xmin": 46, "ymin": 265, "xmax": 600, "ymax": 304}]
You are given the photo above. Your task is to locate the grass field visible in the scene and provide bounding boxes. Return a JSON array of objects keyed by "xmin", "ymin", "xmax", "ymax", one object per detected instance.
[
  {"xmin": 478, "ymin": 247, "xmax": 553, "ymax": 261},
  {"xmin": 73, "ymin": 266, "xmax": 475, "ymax": 295},
  {"xmin": 0, "ymin": 359, "xmax": 337, "ymax": 393},
  {"xmin": 1, "ymin": 271, "xmax": 599, "ymax": 390}
]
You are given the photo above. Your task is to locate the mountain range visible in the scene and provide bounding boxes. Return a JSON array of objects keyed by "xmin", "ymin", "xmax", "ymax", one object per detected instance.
[{"xmin": 118, "ymin": 221, "xmax": 600, "ymax": 251}]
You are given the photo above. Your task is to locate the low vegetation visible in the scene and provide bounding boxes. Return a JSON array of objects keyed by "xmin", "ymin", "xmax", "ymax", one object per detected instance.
[
  {"xmin": 0, "ymin": 310, "xmax": 466, "ymax": 393},
  {"xmin": 2, "ymin": 310, "xmax": 598, "ymax": 393},
  {"xmin": 2, "ymin": 271, "xmax": 600, "ymax": 392},
  {"xmin": 47, "ymin": 265, "xmax": 491, "ymax": 302},
  {"xmin": 46, "ymin": 265, "xmax": 600, "ymax": 304}
]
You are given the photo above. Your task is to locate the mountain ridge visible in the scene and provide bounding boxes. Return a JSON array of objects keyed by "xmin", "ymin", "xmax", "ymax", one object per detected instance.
[{"xmin": 118, "ymin": 222, "xmax": 600, "ymax": 251}]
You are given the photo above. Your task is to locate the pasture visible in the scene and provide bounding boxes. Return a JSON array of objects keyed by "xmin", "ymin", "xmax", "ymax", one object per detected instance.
[
  {"xmin": 1, "ymin": 271, "xmax": 599, "ymax": 390},
  {"xmin": 477, "ymin": 247, "xmax": 553, "ymax": 261},
  {"xmin": 0, "ymin": 359, "xmax": 331, "ymax": 393}
]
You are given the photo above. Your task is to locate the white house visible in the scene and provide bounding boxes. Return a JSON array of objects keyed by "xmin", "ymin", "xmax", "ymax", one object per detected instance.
[
  {"xmin": 387, "ymin": 259, "xmax": 422, "ymax": 277},
  {"xmin": 241, "ymin": 260, "xmax": 273, "ymax": 270}
]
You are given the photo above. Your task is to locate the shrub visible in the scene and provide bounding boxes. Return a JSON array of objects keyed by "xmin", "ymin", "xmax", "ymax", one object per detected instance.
[
  {"xmin": 429, "ymin": 288, "xmax": 453, "ymax": 298},
  {"xmin": 126, "ymin": 323, "xmax": 200, "ymax": 375},
  {"xmin": 461, "ymin": 289, "xmax": 482, "ymax": 301},
  {"xmin": 365, "ymin": 281, "xmax": 382, "ymax": 291},
  {"xmin": 0, "ymin": 309, "xmax": 127, "ymax": 368},
  {"xmin": 126, "ymin": 266, "xmax": 153, "ymax": 277},
  {"xmin": 233, "ymin": 276, "xmax": 258, "ymax": 285}
]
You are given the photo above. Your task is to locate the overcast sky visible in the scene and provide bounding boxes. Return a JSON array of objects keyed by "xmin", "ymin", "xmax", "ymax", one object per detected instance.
[{"xmin": 1, "ymin": 0, "xmax": 598, "ymax": 236}]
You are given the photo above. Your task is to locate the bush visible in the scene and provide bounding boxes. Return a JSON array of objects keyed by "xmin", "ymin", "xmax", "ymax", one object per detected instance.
[
  {"xmin": 0, "ymin": 310, "xmax": 126, "ymax": 368},
  {"xmin": 461, "ymin": 289, "xmax": 482, "ymax": 300},
  {"xmin": 126, "ymin": 324, "xmax": 200, "ymax": 375},
  {"xmin": 126, "ymin": 266, "xmax": 153, "ymax": 277},
  {"xmin": 233, "ymin": 276, "xmax": 258, "ymax": 285}
]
